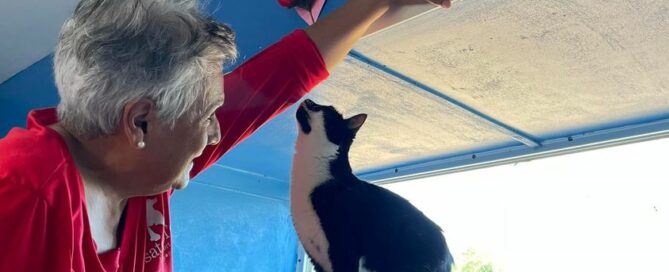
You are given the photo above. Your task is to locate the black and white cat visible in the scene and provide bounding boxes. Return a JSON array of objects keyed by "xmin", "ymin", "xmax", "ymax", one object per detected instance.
[{"xmin": 291, "ymin": 99, "xmax": 453, "ymax": 272}]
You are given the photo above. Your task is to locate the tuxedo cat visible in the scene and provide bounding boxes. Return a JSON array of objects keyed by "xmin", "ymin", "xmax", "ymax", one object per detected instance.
[{"xmin": 291, "ymin": 99, "xmax": 453, "ymax": 272}]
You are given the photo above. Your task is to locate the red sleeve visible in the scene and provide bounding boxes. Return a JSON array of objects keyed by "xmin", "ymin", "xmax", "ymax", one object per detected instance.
[
  {"xmin": 0, "ymin": 184, "xmax": 71, "ymax": 271},
  {"xmin": 191, "ymin": 29, "xmax": 329, "ymax": 176}
]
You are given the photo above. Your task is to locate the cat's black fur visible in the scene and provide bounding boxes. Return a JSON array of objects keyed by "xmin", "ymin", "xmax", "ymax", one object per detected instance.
[{"xmin": 293, "ymin": 99, "xmax": 453, "ymax": 272}]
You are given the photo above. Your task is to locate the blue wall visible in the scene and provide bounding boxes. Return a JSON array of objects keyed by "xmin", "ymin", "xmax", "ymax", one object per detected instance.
[
  {"xmin": 171, "ymin": 167, "xmax": 296, "ymax": 272},
  {"xmin": 0, "ymin": 55, "xmax": 59, "ymax": 133}
]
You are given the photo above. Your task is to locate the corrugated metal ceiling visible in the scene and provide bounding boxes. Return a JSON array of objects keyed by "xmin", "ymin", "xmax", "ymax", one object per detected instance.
[{"xmin": 310, "ymin": 0, "xmax": 669, "ymax": 179}]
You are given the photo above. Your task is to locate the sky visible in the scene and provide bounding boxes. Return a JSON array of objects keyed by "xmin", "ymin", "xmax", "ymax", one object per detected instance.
[{"xmin": 384, "ymin": 137, "xmax": 669, "ymax": 272}]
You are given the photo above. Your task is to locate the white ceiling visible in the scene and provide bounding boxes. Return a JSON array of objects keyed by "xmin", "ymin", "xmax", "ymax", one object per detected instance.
[
  {"xmin": 305, "ymin": 0, "xmax": 669, "ymax": 172},
  {"xmin": 0, "ymin": 0, "xmax": 78, "ymax": 83},
  {"xmin": 355, "ymin": 0, "xmax": 669, "ymax": 137},
  {"xmin": 307, "ymin": 56, "xmax": 513, "ymax": 170}
]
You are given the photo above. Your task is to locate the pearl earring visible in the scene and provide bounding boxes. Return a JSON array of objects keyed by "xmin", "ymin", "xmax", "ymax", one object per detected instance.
[{"xmin": 137, "ymin": 141, "xmax": 146, "ymax": 149}]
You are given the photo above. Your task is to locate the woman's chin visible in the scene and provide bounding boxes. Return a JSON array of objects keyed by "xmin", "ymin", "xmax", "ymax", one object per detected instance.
[
  {"xmin": 171, "ymin": 162, "xmax": 194, "ymax": 190},
  {"xmin": 171, "ymin": 179, "xmax": 189, "ymax": 190}
]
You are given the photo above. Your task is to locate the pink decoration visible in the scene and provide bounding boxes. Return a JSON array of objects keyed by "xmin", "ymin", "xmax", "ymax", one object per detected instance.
[{"xmin": 295, "ymin": 0, "xmax": 326, "ymax": 25}]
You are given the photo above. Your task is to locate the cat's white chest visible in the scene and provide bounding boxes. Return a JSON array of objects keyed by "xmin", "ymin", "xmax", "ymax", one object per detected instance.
[
  {"xmin": 291, "ymin": 112, "xmax": 341, "ymax": 272},
  {"xmin": 290, "ymin": 184, "xmax": 332, "ymax": 272},
  {"xmin": 291, "ymin": 148, "xmax": 336, "ymax": 271}
]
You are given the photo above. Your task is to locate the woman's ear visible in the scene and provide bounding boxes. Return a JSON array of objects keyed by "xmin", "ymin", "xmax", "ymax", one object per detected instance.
[{"xmin": 121, "ymin": 98, "xmax": 155, "ymax": 148}]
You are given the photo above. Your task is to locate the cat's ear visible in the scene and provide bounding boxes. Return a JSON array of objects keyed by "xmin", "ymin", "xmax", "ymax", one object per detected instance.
[{"xmin": 347, "ymin": 114, "xmax": 367, "ymax": 132}]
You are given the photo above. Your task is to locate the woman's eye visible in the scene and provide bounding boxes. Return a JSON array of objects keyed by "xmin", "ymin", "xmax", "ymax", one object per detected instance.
[{"xmin": 205, "ymin": 115, "xmax": 214, "ymax": 125}]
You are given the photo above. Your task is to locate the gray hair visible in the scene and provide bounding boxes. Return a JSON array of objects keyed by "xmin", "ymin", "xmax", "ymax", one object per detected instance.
[{"xmin": 54, "ymin": 0, "xmax": 237, "ymax": 139}]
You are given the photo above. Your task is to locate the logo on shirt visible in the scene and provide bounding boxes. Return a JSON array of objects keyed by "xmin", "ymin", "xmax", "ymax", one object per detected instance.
[
  {"xmin": 146, "ymin": 198, "xmax": 166, "ymax": 241},
  {"xmin": 144, "ymin": 197, "xmax": 171, "ymax": 264}
]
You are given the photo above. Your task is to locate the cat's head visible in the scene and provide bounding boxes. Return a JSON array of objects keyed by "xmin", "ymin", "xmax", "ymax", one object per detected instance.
[{"xmin": 295, "ymin": 99, "xmax": 367, "ymax": 154}]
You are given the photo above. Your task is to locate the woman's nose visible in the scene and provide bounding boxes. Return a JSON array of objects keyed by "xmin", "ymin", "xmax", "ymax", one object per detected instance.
[{"xmin": 207, "ymin": 117, "xmax": 221, "ymax": 145}]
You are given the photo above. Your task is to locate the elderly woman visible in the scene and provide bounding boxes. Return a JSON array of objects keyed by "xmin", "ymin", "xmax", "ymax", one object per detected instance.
[{"xmin": 0, "ymin": 0, "xmax": 449, "ymax": 271}]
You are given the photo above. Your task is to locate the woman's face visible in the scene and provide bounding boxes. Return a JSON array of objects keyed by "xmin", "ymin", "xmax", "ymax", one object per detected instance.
[{"xmin": 137, "ymin": 79, "xmax": 223, "ymax": 195}]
